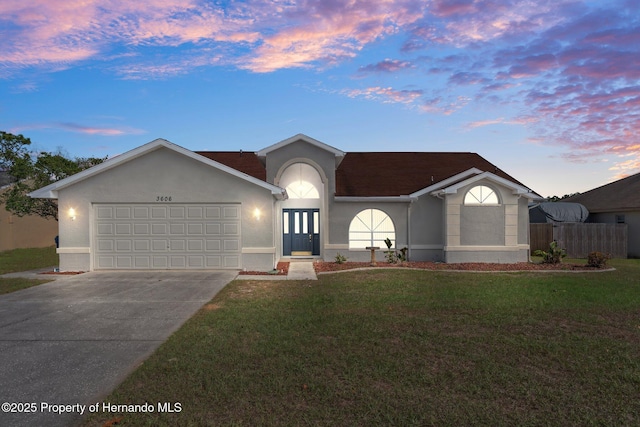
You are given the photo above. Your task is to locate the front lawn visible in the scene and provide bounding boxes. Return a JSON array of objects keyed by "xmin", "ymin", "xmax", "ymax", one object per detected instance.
[
  {"xmin": 85, "ymin": 259, "xmax": 640, "ymax": 426},
  {"xmin": 0, "ymin": 246, "xmax": 58, "ymax": 274},
  {"xmin": 0, "ymin": 246, "xmax": 57, "ymax": 294}
]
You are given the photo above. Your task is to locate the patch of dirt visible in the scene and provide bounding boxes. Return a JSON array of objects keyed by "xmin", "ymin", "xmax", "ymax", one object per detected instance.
[
  {"xmin": 314, "ymin": 261, "xmax": 605, "ymax": 273},
  {"xmin": 39, "ymin": 271, "xmax": 85, "ymax": 275},
  {"xmin": 238, "ymin": 261, "xmax": 289, "ymax": 276}
]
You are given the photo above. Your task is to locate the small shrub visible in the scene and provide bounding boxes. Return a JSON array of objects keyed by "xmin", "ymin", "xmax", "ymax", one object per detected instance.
[
  {"xmin": 383, "ymin": 238, "xmax": 408, "ymax": 264},
  {"xmin": 335, "ymin": 253, "xmax": 347, "ymax": 264},
  {"xmin": 534, "ymin": 241, "xmax": 566, "ymax": 264},
  {"xmin": 587, "ymin": 251, "xmax": 611, "ymax": 268}
]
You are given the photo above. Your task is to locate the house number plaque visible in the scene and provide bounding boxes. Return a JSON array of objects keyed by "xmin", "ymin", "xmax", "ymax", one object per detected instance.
[{"xmin": 156, "ymin": 196, "xmax": 173, "ymax": 202}]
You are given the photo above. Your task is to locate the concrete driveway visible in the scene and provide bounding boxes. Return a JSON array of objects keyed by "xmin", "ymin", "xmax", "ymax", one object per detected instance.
[{"xmin": 0, "ymin": 270, "xmax": 237, "ymax": 427}]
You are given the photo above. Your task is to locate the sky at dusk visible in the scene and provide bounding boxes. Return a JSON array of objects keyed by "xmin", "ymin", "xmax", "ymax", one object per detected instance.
[{"xmin": 1, "ymin": 0, "xmax": 638, "ymax": 198}]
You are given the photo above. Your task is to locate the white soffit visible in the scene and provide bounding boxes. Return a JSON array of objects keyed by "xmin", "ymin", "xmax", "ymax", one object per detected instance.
[{"xmin": 429, "ymin": 171, "xmax": 539, "ymax": 198}]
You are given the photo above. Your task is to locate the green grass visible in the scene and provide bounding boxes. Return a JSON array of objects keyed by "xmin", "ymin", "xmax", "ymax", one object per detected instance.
[
  {"xmin": 0, "ymin": 246, "xmax": 57, "ymax": 294},
  {"xmin": 0, "ymin": 246, "xmax": 58, "ymax": 274},
  {"xmin": 85, "ymin": 259, "xmax": 640, "ymax": 426}
]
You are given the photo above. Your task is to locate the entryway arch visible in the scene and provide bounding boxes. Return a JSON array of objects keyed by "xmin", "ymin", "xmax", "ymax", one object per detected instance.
[{"xmin": 277, "ymin": 161, "xmax": 325, "ymax": 256}]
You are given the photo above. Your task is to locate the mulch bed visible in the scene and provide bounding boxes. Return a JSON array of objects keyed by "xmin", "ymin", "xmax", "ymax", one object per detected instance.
[
  {"xmin": 313, "ymin": 261, "xmax": 605, "ymax": 273},
  {"xmin": 239, "ymin": 261, "xmax": 290, "ymax": 276}
]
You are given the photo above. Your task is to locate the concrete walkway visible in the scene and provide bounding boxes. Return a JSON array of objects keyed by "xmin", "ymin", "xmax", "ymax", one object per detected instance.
[
  {"xmin": 286, "ymin": 261, "xmax": 318, "ymax": 280},
  {"xmin": 237, "ymin": 260, "xmax": 318, "ymax": 281}
]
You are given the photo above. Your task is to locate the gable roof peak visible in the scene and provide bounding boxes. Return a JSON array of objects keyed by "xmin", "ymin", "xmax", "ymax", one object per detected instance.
[{"xmin": 256, "ymin": 134, "xmax": 345, "ymax": 157}]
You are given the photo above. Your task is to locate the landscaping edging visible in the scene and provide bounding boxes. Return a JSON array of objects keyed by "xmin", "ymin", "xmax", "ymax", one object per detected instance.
[{"xmin": 316, "ymin": 266, "xmax": 616, "ymax": 275}]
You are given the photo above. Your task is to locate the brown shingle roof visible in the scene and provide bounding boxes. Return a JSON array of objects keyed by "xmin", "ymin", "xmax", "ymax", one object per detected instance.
[
  {"xmin": 565, "ymin": 172, "xmax": 640, "ymax": 212},
  {"xmin": 196, "ymin": 151, "xmax": 266, "ymax": 181},
  {"xmin": 196, "ymin": 150, "xmax": 530, "ymax": 197},
  {"xmin": 335, "ymin": 152, "xmax": 526, "ymax": 197}
]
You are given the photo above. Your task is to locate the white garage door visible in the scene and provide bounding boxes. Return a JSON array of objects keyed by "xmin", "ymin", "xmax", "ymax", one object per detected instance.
[{"xmin": 94, "ymin": 204, "xmax": 241, "ymax": 269}]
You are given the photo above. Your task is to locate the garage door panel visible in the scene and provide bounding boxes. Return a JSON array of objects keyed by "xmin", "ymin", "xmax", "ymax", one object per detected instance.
[
  {"xmin": 115, "ymin": 224, "xmax": 131, "ymax": 235},
  {"xmin": 170, "ymin": 223, "xmax": 185, "ymax": 234},
  {"xmin": 134, "ymin": 223, "xmax": 150, "ymax": 235},
  {"xmin": 97, "ymin": 224, "xmax": 113, "ymax": 235},
  {"xmin": 134, "ymin": 240, "xmax": 150, "ymax": 251},
  {"xmin": 152, "ymin": 256, "xmax": 168, "ymax": 268},
  {"xmin": 170, "ymin": 256, "xmax": 186, "ymax": 268},
  {"xmin": 170, "ymin": 207, "xmax": 185, "ymax": 218},
  {"xmin": 152, "ymin": 239, "xmax": 168, "ymax": 251},
  {"xmin": 224, "ymin": 239, "xmax": 240, "ymax": 251},
  {"xmin": 116, "ymin": 256, "xmax": 132, "ymax": 268},
  {"xmin": 188, "ymin": 240, "xmax": 203, "ymax": 251},
  {"xmin": 206, "ymin": 206, "xmax": 221, "ymax": 218},
  {"xmin": 151, "ymin": 207, "xmax": 167, "ymax": 218},
  {"xmin": 94, "ymin": 203, "xmax": 241, "ymax": 269},
  {"xmin": 206, "ymin": 224, "xmax": 221, "ymax": 235},
  {"xmin": 224, "ymin": 223, "xmax": 239, "ymax": 235},
  {"xmin": 116, "ymin": 240, "xmax": 132, "ymax": 251},
  {"xmin": 96, "ymin": 207, "xmax": 114, "ymax": 219},
  {"xmin": 134, "ymin": 256, "xmax": 150, "ymax": 268},
  {"xmin": 133, "ymin": 207, "xmax": 150, "ymax": 219},
  {"xmin": 206, "ymin": 240, "xmax": 221, "ymax": 251},
  {"xmin": 170, "ymin": 239, "xmax": 186, "ymax": 251},
  {"xmin": 188, "ymin": 207, "xmax": 204, "ymax": 218},
  {"xmin": 152, "ymin": 223, "xmax": 168, "ymax": 235},
  {"xmin": 115, "ymin": 207, "xmax": 131, "ymax": 219}
]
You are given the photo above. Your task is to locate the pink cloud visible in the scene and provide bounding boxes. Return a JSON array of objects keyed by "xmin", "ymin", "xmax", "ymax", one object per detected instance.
[
  {"xmin": 239, "ymin": 0, "xmax": 426, "ymax": 72},
  {"xmin": 343, "ymin": 86, "xmax": 424, "ymax": 104},
  {"xmin": 1, "ymin": 0, "xmax": 428, "ymax": 75},
  {"xmin": 10, "ymin": 122, "xmax": 146, "ymax": 136}
]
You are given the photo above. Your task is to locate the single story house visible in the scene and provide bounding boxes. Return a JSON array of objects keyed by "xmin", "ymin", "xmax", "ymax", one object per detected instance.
[
  {"xmin": 29, "ymin": 134, "xmax": 541, "ymax": 271},
  {"xmin": 565, "ymin": 172, "xmax": 640, "ymax": 258}
]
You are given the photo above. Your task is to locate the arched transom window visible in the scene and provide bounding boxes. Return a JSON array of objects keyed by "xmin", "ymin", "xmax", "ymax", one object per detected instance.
[
  {"xmin": 285, "ymin": 181, "xmax": 319, "ymax": 199},
  {"xmin": 464, "ymin": 185, "xmax": 499, "ymax": 205},
  {"xmin": 349, "ymin": 209, "xmax": 395, "ymax": 249}
]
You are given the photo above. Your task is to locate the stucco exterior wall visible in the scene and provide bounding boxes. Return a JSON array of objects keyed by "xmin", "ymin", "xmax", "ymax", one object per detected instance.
[
  {"xmin": 325, "ymin": 202, "xmax": 409, "ymax": 262},
  {"xmin": 56, "ymin": 147, "xmax": 276, "ymax": 271},
  {"xmin": 590, "ymin": 211, "xmax": 640, "ymax": 258},
  {"xmin": 443, "ymin": 179, "xmax": 529, "ymax": 263}
]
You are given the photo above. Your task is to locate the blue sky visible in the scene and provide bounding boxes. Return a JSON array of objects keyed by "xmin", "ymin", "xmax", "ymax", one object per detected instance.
[{"xmin": 1, "ymin": 0, "xmax": 638, "ymax": 197}]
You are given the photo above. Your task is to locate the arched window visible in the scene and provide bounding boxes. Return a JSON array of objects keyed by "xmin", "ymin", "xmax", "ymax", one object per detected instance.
[
  {"xmin": 285, "ymin": 181, "xmax": 319, "ymax": 199},
  {"xmin": 464, "ymin": 185, "xmax": 499, "ymax": 205},
  {"xmin": 349, "ymin": 209, "xmax": 395, "ymax": 249}
]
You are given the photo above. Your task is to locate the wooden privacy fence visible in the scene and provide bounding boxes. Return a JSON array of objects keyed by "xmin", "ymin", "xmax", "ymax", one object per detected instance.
[{"xmin": 530, "ymin": 223, "xmax": 628, "ymax": 258}]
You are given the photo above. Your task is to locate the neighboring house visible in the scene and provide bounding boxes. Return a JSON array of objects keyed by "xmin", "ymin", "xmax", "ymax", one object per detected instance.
[
  {"xmin": 565, "ymin": 172, "xmax": 640, "ymax": 258},
  {"xmin": 0, "ymin": 185, "xmax": 58, "ymax": 252},
  {"xmin": 29, "ymin": 134, "xmax": 541, "ymax": 271}
]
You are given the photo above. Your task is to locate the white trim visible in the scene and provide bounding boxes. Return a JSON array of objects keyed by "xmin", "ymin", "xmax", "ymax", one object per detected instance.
[
  {"xmin": 256, "ymin": 134, "xmax": 345, "ymax": 158},
  {"xmin": 29, "ymin": 138, "xmax": 286, "ymax": 200},
  {"xmin": 242, "ymin": 247, "xmax": 276, "ymax": 254},
  {"xmin": 57, "ymin": 247, "xmax": 91, "ymax": 254},
  {"xmin": 444, "ymin": 245, "xmax": 529, "ymax": 252},
  {"xmin": 430, "ymin": 171, "xmax": 539, "ymax": 199},
  {"xmin": 410, "ymin": 168, "xmax": 484, "ymax": 198}
]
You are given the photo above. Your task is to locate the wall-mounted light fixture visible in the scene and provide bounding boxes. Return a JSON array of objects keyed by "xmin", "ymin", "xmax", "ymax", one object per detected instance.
[
  {"xmin": 253, "ymin": 207, "xmax": 261, "ymax": 220},
  {"xmin": 69, "ymin": 208, "xmax": 76, "ymax": 221}
]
